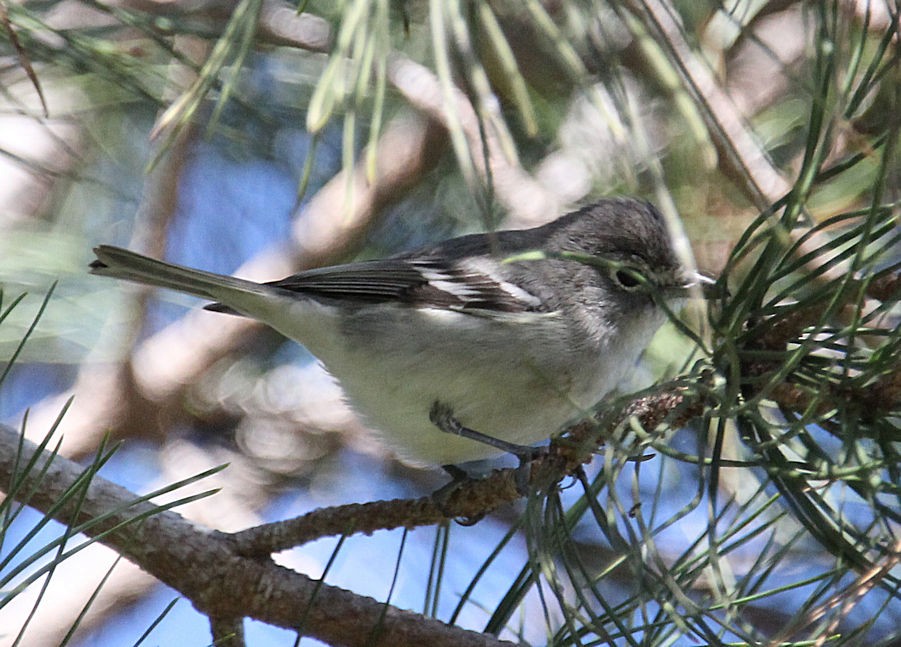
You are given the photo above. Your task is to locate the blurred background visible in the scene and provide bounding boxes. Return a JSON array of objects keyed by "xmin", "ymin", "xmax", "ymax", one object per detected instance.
[{"xmin": 0, "ymin": 1, "xmax": 898, "ymax": 645}]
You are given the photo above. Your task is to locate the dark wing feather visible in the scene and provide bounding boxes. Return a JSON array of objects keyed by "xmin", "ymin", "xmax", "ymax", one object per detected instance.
[{"xmin": 269, "ymin": 259, "xmax": 427, "ymax": 301}]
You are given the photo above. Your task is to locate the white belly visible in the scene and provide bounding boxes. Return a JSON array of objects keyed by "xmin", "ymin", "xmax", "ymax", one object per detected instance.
[{"xmin": 260, "ymin": 298, "xmax": 663, "ymax": 465}]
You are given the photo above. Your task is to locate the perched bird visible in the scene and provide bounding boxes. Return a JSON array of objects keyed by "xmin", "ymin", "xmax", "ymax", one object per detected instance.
[{"xmin": 90, "ymin": 198, "xmax": 706, "ymax": 466}]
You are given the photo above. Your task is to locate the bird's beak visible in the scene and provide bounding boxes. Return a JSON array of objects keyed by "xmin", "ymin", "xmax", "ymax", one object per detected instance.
[{"xmin": 666, "ymin": 271, "xmax": 721, "ymax": 299}]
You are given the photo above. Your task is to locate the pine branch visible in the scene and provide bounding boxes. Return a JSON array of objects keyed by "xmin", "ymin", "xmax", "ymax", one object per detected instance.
[{"xmin": 0, "ymin": 423, "xmax": 514, "ymax": 647}]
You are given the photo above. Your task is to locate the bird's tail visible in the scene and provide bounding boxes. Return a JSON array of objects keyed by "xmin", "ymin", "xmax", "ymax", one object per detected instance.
[{"xmin": 90, "ymin": 245, "xmax": 270, "ymax": 305}]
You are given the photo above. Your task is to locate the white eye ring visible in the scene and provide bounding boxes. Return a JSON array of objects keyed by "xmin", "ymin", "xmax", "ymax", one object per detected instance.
[{"xmin": 611, "ymin": 266, "xmax": 645, "ymax": 290}]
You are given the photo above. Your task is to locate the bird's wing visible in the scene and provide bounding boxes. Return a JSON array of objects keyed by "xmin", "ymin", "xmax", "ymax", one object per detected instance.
[{"xmin": 206, "ymin": 257, "xmax": 545, "ymax": 314}]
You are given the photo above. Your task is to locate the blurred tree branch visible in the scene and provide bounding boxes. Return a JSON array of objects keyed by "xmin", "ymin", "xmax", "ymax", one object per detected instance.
[{"xmin": 623, "ymin": 0, "xmax": 792, "ymax": 207}]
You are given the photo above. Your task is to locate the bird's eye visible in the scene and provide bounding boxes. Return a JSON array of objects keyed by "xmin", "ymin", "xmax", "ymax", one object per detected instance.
[{"xmin": 613, "ymin": 267, "xmax": 644, "ymax": 290}]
